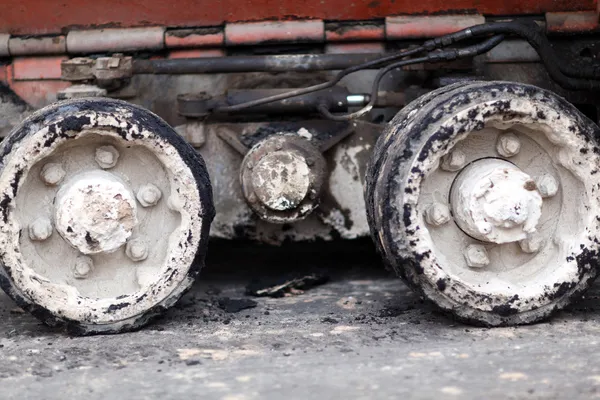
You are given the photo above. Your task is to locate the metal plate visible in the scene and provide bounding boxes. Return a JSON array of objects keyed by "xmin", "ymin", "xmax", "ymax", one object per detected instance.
[{"xmin": 1, "ymin": 0, "xmax": 595, "ymax": 35}]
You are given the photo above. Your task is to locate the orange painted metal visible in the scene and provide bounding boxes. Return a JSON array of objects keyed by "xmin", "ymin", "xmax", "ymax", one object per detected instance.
[
  {"xmin": 225, "ymin": 20, "xmax": 324, "ymax": 46},
  {"xmin": 0, "ymin": 0, "xmax": 595, "ymax": 35},
  {"xmin": 546, "ymin": 11, "xmax": 600, "ymax": 32},
  {"xmin": 3, "ymin": 65, "xmax": 70, "ymax": 108},
  {"xmin": 386, "ymin": 15, "xmax": 485, "ymax": 39},
  {"xmin": 12, "ymin": 56, "xmax": 67, "ymax": 80}
]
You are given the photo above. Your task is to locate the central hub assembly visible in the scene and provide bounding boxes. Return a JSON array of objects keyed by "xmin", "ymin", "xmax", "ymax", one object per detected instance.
[
  {"xmin": 450, "ymin": 159, "xmax": 543, "ymax": 244},
  {"xmin": 55, "ymin": 170, "xmax": 138, "ymax": 254},
  {"xmin": 251, "ymin": 151, "xmax": 310, "ymax": 211},
  {"xmin": 240, "ymin": 134, "xmax": 327, "ymax": 224}
]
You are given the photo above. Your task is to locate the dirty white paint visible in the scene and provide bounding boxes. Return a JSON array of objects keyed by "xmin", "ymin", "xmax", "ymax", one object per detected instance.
[
  {"xmin": 404, "ymin": 90, "xmax": 600, "ymax": 321},
  {"xmin": 450, "ymin": 159, "xmax": 543, "ymax": 244},
  {"xmin": 251, "ymin": 150, "xmax": 310, "ymax": 211},
  {"xmin": 55, "ymin": 170, "xmax": 138, "ymax": 254},
  {"xmin": 324, "ymin": 141, "xmax": 372, "ymax": 239},
  {"xmin": 0, "ymin": 106, "xmax": 205, "ymax": 329}
]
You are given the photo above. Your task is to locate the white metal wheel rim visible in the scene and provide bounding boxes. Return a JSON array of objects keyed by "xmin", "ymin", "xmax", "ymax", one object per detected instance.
[
  {"xmin": 402, "ymin": 98, "xmax": 600, "ymax": 313},
  {"xmin": 0, "ymin": 110, "xmax": 204, "ymax": 326}
]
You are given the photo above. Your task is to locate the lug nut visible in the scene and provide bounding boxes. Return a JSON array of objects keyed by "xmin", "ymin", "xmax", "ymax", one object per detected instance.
[
  {"xmin": 28, "ymin": 217, "xmax": 53, "ymax": 241},
  {"xmin": 519, "ymin": 235, "xmax": 545, "ymax": 254},
  {"xmin": 440, "ymin": 149, "xmax": 466, "ymax": 172},
  {"xmin": 536, "ymin": 174, "xmax": 559, "ymax": 198},
  {"xmin": 496, "ymin": 133, "xmax": 521, "ymax": 158},
  {"xmin": 126, "ymin": 239, "xmax": 149, "ymax": 262},
  {"xmin": 73, "ymin": 256, "xmax": 93, "ymax": 279},
  {"xmin": 95, "ymin": 145, "xmax": 119, "ymax": 169},
  {"xmin": 136, "ymin": 184, "xmax": 162, "ymax": 207},
  {"xmin": 464, "ymin": 244, "xmax": 490, "ymax": 268},
  {"xmin": 424, "ymin": 203, "xmax": 451, "ymax": 226},
  {"xmin": 40, "ymin": 163, "xmax": 66, "ymax": 186}
]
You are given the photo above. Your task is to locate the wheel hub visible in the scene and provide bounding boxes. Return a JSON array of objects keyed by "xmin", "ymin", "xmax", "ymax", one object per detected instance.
[
  {"xmin": 450, "ymin": 158, "xmax": 543, "ymax": 244},
  {"xmin": 55, "ymin": 170, "xmax": 138, "ymax": 254},
  {"xmin": 251, "ymin": 150, "xmax": 310, "ymax": 211}
]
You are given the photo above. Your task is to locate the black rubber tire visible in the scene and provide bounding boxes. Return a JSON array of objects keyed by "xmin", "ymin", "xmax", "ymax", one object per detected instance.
[
  {"xmin": 0, "ymin": 98, "xmax": 215, "ymax": 335},
  {"xmin": 365, "ymin": 81, "xmax": 600, "ymax": 326}
]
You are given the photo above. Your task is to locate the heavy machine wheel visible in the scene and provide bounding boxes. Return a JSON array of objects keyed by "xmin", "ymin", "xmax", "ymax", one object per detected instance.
[
  {"xmin": 365, "ymin": 81, "xmax": 600, "ymax": 326},
  {"xmin": 0, "ymin": 98, "xmax": 214, "ymax": 334}
]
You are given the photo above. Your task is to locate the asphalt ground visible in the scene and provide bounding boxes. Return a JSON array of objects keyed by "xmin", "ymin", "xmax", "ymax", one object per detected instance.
[{"xmin": 1, "ymin": 240, "xmax": 599, "ymax": 399}]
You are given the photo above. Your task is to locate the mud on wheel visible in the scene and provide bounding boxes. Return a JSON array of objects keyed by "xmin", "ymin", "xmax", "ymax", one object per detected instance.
[
  {"xmin": 0, "ymin": 98, "xmax": 214, "ymax": 334},
  {"xmin": 365, "ymin": 81, "xmax": 600, "ymax": 326}
]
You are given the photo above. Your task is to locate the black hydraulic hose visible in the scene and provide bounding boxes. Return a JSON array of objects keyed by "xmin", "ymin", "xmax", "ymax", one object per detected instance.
[
  {"xmin": 318, "ymin": 35, "xmax": 505, "ymax": 121},
  {"xmin": 425, "ymin": 21, "xmax": 600, "ymax": 90},
  {"xmin": 214, "ymin": 45, "xmax": 430, "ymax": 113},
  {"xmin": 212, "ymin": 21, "xmax": 600, "ymax": 115}
]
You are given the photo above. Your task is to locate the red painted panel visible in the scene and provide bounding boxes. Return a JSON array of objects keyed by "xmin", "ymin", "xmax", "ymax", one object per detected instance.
[{"xmin": 0, "ymin": 0, "xmax": 596, "ymax": 35}]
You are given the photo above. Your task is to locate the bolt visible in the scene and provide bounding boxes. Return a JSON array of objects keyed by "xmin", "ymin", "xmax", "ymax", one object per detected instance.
[
  {"xmin": 440, "ymin": 149, "xmax": 466, "ymax": 172},
  {"xmin": 136, "ymin": 184, "xmax": 162, "ymax": 207},
  {"xmin": 95, "ymin": 145, "xmax": 119, "ymax": 169},
  {"xmin": 126, "ymin": 239, "xmax": 149, "ymax": 262},
  {"xmin": 536, "ymin": 175, "xmax": 559, "ymax": 198},
  {"xmin": 40, "ymin": 163, "xmax": 66, "ymax": 186},
  {"xmin": 424, "ymin": 203, "xmax": 451, "ymax": 226},
  {"xmin": 519, "ymin": 235, "xmax": 545, "ymax": 254},
  {"xmin": 28, "ymin": 217, "xmax": 53, "ymax": 241},
  {"xmin": 73, "ymin": 256, "xmax": 93, "ymax": 279},
  {"xmin": 464, "ymin": 244, "xmax": 490, "ymax": 268},
  {"xmin": 496, "ymin": 133, "xmax": 521, "ymax": 158}
]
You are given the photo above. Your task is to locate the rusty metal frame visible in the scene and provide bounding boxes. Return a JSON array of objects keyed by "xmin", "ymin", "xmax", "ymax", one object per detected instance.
[{"xmin": 1, "ymin": 0, "xmax": 595, "ymax": 35}]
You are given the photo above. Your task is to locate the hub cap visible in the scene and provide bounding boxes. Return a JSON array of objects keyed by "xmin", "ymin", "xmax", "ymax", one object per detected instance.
[{"xmin": 55, "ymin": 170, "xmax": 138, "ymax": 254}]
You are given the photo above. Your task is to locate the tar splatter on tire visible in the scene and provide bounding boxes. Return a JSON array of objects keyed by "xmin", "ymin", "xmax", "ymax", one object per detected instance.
[
  {"xmin": 365, "ymin": 81, "xmax": 600, "ymax": 326},
  {"xmin": 0, "ymin": 98, "xmax": 214, "ymax": 335}
]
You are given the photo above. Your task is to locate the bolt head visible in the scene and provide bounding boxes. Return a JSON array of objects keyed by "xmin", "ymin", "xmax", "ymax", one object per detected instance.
[
  {"xmin": 496, "ymin": 133, "xmax": 521, "ymax": 158},
  {"xmin": 440, "ymin": 149, "xmax": 466, "ymax": 172},
  {"xmin": 73, "ymin": 256, "xmax": 93, "ymax": 279},
  {"xmin": 29, "ymin": 217, "xmax": 53, "ymax": 241},
  {"xmin": 536, "ymin": 175, "xmax": 559, "ymax": 198},
  {"xmin": 95, "ymin": 145, "xmax": 120, "ymax": 169},
  {"xmin": 519, "ymin": 235, "xmax": 545, "ymax": 253},
  {"xmin": 136, "ymin": 184, "xmax": 162, "ymax": 207},
  {"xmin": 126, "ymin": 239, "xmax": 149, "ymax": 262},
  {"xmin": 425, "ymin": 203, "xmax": 451, "ymax": 226},
  {"xmin": 40, "ymin": 163, "xmax": 66, "ymax": 186},
  {"xmin": 464, "ymin": 244, "xmax": 489, "ymax": 268}
]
